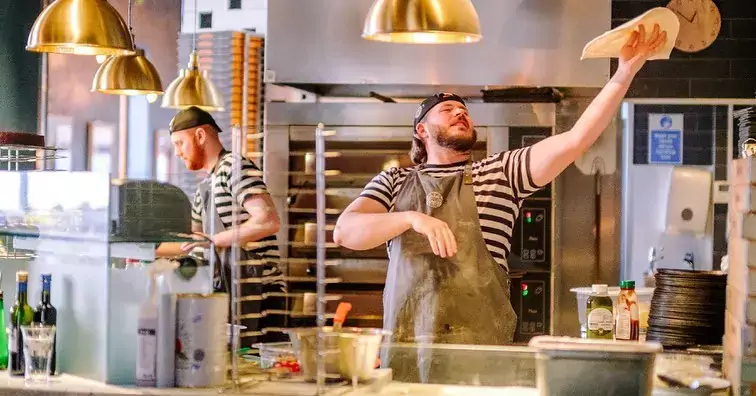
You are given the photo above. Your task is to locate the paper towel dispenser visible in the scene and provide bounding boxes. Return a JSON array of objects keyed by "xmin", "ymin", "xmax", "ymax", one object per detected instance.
[{"xmin": 665, "ymin": 167, "xmax": 712, "ymax": 236}]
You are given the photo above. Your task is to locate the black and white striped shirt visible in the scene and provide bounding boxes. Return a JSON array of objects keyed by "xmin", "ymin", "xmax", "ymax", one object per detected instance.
[
  {"xmin": 191, "ymin": 150, "xmax": 284, "ymax": 287},
  {"xmin": 360, "ymin": 147, "xmax": 542, "ymax": 271}
]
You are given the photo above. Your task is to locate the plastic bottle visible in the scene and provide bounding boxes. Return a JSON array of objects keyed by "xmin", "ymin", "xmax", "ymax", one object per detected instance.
[
  {"xmin": 136, "ymin": 259, "xmax": 178, "ymax": 387},
  {"xmin": 615, "ymin": 280, "xmax": 639, "ymax": 341},
  {"xmin": 586, "ymin": 284, "xmax": 613, "ymax": 340}
]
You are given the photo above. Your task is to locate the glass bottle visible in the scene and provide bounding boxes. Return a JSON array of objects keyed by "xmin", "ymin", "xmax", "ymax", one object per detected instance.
[
  {"xmin": 0, "ymin": 273, "xmax": 8, "ymax": 369},
  {"xmin": 33, "ymin": 274, "xmax": 56, "ymax": 375},
  {"xmin": 615, "ymin": 280, "xmax": 639, "ymax": 341},
  {"xmin": 9, "ymin": 271, "xmax": 33, "ymax": 376},
  {"xmin": 586, "ymin": 284, "xmax": 614, "ymax": 340}
]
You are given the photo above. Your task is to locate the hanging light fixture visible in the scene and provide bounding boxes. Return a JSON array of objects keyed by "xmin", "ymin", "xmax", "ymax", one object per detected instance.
[
  {"xmin": 92, "ymin": 48, "xmax": 163, "ymax": 96},
  {"xmin": 92, "ymin": 0, "xmax": 163, "ymax": 96},
  {"xmin": 161, "ymin": 0, "xmax": 224, "ymax": 111},
  {"xmin": 161, "ymin": 53, "xmax": 224, "ymax": 111},
  {"xmin": 362, "ymin": 0, "xmax": 482, "ymax": 44},
  {"xmin": 27, "ymin": 0, "xmax": 135, "ymax": 56}
]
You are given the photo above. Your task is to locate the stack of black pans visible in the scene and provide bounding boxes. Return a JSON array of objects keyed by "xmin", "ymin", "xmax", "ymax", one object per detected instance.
[{"xmin": 646, "ymin": 269, "xmax": 727, "ymax": 349}]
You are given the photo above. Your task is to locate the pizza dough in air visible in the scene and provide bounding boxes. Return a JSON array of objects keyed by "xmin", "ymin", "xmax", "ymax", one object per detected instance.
[{"xmin": 581, "ymin": 7, "xmax": 680, "ymax": 61}]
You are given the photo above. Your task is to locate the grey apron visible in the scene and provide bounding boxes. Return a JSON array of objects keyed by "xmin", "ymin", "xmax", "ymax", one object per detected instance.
[
  {"xmin": 197, "ymin": 176, "xmax": 286, "ymax": 346},
  {"xmin": 381, "ymin": 164, "xmax": 517, "ymax": 383}
]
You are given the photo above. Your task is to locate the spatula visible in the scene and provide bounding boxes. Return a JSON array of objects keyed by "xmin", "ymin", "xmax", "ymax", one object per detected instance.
[{"xmin": 333, "ymin": 302, "xmax": 352, "ymax": 331}]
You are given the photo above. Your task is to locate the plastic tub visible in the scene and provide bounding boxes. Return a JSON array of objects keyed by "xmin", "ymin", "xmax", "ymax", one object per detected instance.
[
  {"xmin": 529, "ymin": 336, "xmax": 662, "ymax": 396},
  {"xmin": 251, "ymin": 342, "xmax": 297, "ymax": 369},
  {"xmin": 570, "ymin": 286, "xmax": 654, "ymax": 338}
]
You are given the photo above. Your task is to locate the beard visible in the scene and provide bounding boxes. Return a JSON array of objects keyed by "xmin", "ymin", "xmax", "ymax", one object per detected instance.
[
  {"xmin": 182, "ymin": 138, "xmax": 206, "ymax": 171},
  {"xmin": 428, "ymin": 123, "xmax": 477, "ymax": 153}
]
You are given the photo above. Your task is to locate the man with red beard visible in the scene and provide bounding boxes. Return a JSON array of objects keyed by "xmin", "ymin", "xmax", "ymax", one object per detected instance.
[
  {"xmin": 334, "ymin": 24, "xmax": 667, "ymax": 381},
  {"xmin": 157, "ymin": 106, "xmax": 286, "ymax": 346}
]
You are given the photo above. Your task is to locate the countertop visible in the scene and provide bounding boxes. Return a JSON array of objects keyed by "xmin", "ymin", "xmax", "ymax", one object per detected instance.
[
  {"xmin": 0, "ymin": 372, "xmax": 540, "ymax": 396},
  {"xmin": 0, "ymin": 352, "xmax": 724, "ymax": 396}
]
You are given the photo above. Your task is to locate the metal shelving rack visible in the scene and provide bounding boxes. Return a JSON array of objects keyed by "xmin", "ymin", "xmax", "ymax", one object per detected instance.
[
  {"xmin": 0, "ymin": 143, "xmax": 63, "ymax": 260},
  {"xmin": 224, "ymin": 123, "xmax": 340, "ymax": 395},
  {"xmin": 0, "ymin": 144, "xmax": 61, "ymax": 170},
  {"xmin": 313, "ymin": 123, "xmax": 332, "ymax": 393}
]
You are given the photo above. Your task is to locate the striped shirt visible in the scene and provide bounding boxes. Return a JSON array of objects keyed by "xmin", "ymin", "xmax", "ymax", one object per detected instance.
[
  {"xmin": 191, "ymin": 150, "xmax": 284, "ymax": 287},
  {"xmin": 360, "ymin": 147, "xmax": 542, "ymax": 271}
]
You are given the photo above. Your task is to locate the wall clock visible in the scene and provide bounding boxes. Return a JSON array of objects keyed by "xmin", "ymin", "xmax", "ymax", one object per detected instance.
[{"xmin": 666, "ymin": 0, "xmax": 722, "ymax": 53}]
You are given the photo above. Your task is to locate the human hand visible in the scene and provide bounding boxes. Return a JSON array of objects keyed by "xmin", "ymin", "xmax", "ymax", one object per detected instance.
[
  {"xmin": 617, "ymin": 23, "xmax": 668, "ymax": 79},
  {"xmin": 408, "ymin": 212, "xmax": 457, "ymax": 258},
  {"xmin": 180, "ymin": 232, "xmax": 213, "ymax": 252}
]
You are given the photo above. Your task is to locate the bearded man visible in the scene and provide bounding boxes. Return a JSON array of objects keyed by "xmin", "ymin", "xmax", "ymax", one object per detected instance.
[
  {"xmin": 156, "ymin": 106, "xmax": 287, "ymax": 346},
  {"xmin": 333, "ymin": 24, "xmax": 667, "ymax": 381}
]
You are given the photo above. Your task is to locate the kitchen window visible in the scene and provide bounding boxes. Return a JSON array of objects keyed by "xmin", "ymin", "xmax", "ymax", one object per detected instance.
[{"xmin": 199, "ymin": 12, "xmax": 212, "ymax": 29}]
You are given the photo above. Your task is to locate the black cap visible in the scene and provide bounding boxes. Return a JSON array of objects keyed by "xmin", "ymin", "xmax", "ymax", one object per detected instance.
[
  {"xmin": 169, "ymin": 106, "xmax": 223, "ymax": 134},
  {"xmin": 413, "ymin": 93, "xmax": 466, "ymax": 128}
]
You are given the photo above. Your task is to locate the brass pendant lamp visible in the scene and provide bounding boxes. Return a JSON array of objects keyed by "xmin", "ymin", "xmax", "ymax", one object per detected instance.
[
  {"xmin": 26, "ymin": 0, "xmax": 135, "ymax": 56},
  {"xmin": 362, "ymin": 0, "xmax": 482, "ymax": 44},
  {"xmin": 91, "ymin": 48, "xmax": 163, "ymax": 96},
  {"xmin": 161, "ymin": 0, "xmax": 224, "ymax": 112},
  {"xmin": 91, "ymin": 0, "xmax": 163, "ymax": 97},
  {"xmin": 161, "ymin": 52, "xmax": 224, "ymax": 112}
]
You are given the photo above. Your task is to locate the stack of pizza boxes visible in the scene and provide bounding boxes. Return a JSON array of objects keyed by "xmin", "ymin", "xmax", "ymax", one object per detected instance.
[{"xmin": 726, "ymin": 157, "xmax": 756, "ymax": 395}]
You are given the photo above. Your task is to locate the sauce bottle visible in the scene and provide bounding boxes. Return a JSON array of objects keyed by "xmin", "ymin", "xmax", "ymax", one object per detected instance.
[
  {"xmin": 615, "ymin": 280, "xmax": 639, "ymax": 341},
  {"xmin": 586, "ymin": 284, "xmax": 613, "ymax": 340}
]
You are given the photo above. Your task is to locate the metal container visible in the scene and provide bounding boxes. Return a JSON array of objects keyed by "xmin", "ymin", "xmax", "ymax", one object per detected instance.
[
  {"xmin": 175, "ymin": 293, "xmax": 229, "ymax": 388},
  {"xmin": 336, "ymin": 328, "xmax": 390, "ymax": 381},
  {"xmin": 286, "ymin": 327, "xmax": 340, "ymax": 381},
  {"xmin": 286, "ymin": 327, "xmax": 391, "ymax": 381},
  {"xmin": 529, "ymin": 336, "xmax": 662, "ymax": 396}
]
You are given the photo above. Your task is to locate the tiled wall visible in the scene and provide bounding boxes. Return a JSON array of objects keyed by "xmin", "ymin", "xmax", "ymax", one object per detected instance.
[
  {"xmin": 631, "ymin": 105, "xmax": 725, "ymax": 168},
  {"xmin": 612, "ymin": 0, "xmax": 756, "ymax": 98}
]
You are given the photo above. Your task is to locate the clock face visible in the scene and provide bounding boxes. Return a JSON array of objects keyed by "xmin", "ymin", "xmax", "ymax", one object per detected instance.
[{"xmin": 666, "ymin": 0, "xmax": 721, "ymax": 53}]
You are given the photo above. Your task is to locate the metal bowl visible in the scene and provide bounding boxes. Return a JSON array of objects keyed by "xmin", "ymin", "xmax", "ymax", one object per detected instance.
[
  {"xmin": 286, "ymin": 327, "xmax": 392, "ymax": 381},
  {"xmin": 336, "ymin": 328, "xmax": 391, "ymax": 381},
  {"xmin": 286, "ymin": 327, "xmax": 340, "ymax": 381}
]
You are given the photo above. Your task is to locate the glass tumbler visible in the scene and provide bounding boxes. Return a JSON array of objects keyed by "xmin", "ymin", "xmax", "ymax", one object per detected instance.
[{"xmin": 21, "ymin": 325, "xmax": 56, "ymax": 385}]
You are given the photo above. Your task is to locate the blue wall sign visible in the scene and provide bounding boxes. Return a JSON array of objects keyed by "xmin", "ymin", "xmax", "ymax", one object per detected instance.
[{"xmin": 648, "ymin": 114, "xmax": 684, "ymax": 165}]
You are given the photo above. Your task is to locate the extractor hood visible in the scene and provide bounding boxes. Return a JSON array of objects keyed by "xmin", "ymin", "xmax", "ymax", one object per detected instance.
[{"xmin": 265, "ymin": 0, "xmax": 611, "ymax": 98}]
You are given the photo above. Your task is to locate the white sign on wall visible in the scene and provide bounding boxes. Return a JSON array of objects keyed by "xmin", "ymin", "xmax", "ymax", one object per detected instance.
[{"xmin": 648, "ymin": 113, "xmax": 684, "ymax": 165}]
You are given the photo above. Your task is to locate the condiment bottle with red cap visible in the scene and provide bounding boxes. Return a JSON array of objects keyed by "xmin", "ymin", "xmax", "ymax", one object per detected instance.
[{"xmin": 615, "ymin": 280, "xmax": 640, "ymax": 341}]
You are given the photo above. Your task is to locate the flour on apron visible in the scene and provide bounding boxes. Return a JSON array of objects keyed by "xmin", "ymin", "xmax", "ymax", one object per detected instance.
[{"xmin": 381, "ymin": 164, "xmax": 517, "ymax": 383}]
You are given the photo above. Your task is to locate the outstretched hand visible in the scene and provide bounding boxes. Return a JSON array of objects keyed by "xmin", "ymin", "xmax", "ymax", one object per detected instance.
[{"xmin": 618, "ymin": 23, "xmax": 668, "ymax": 79}]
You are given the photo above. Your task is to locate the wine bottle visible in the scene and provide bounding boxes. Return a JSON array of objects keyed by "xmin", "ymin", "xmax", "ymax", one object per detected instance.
[
  {"xmin": 33, "ymin": 274, "xmax": 56, "ymax": 375},
  {"xmin": 0, "ymin": 271, "xmax": 8, "ymax": 369},
  {"xmin": 9, "ymin": 271, "xmax": 33, "ymax": 376}
]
